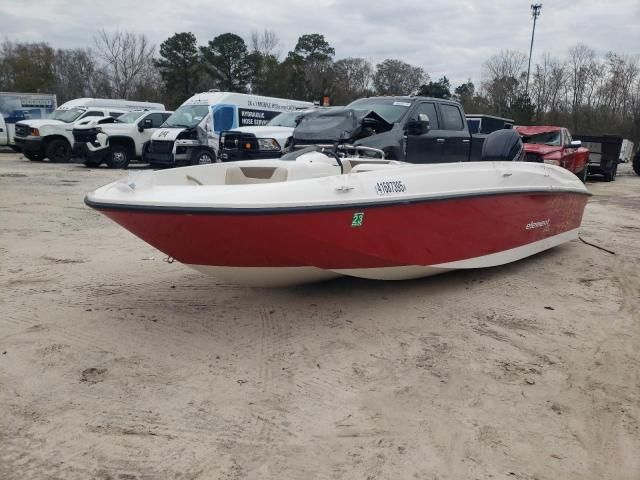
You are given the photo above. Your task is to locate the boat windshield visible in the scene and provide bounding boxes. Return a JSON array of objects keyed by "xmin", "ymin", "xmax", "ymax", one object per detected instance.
[
  {"xmin": 345, "ymin": 98, "xmax": 411, "ymax": 123},
  {"xmin": 55, "ymin": 108, "xmax": 86, "ymax": 123},
  {"xmin": 162, "ymin": 104, "xmax": 209, "ymax": 129},
  {"xmin": 115, "ymin": 111, "xmax": 145, "ymax": 124},
  {"xmin": 523, "ymin": 131, "xmax": 561, "ymax": 146},
  {"xmin": 267, "ymin": 111, "xmax": 303, "ymax": 128}
]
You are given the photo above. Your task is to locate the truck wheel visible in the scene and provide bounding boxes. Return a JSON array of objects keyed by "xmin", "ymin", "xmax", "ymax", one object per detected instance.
[
  {"xmin": 633, "ymin": 157, "xmax": 640, "ymax": 176},
  {"xmin": 24, "ymin": 151, "xmax": 44, "ymax": 161},
  {"xmin": 191, "ymin": 149, "xmax": 215, "ymax": 165},
  {"xmin": 46, "ymin": 139, "xmax": 72, "ymax": 163},
  {"xmin": 84, "ymin": 158, "xmax": 102, "ymax": 168},
  {"xmin": 575, "ymin": 167, "xmax": 588, "ymax": 183},
  {"xmin": 106, "ymin": 145, "xmax": 131, "ymax": 169},
  {"xmin": 603, "ymin": 163, "xmax": 616, "ymax": 182}
]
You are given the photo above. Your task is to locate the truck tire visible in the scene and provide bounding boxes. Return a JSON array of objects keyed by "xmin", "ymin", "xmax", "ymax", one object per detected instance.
[
  {"xmin": 575, "ymin": 166, "xmax": 588, "ymax": 183},
  {"xmin": 24, "ymin": 151, "xmax": 44, "ymax": 161},
  {"xmin": 105, "ymin": 145, "xmax": 131, "ymax": 169},
  {"xmin": 46, "ymin": 138, "xmax": 72, "ymax": 163},
  {"xmin": 633, "ymin": 155, "xmax": 640, "ymax": 176},
  {"xmin": 84, "ymin": 158, "xmax": 102, "ymax": 168},
  {"xmin": 190, "ymin": 149, "xmax": 215, "ymax": 165},
  {"xmin": 603, "ymin": 162, "xmax": 617, "ymax": 182}
]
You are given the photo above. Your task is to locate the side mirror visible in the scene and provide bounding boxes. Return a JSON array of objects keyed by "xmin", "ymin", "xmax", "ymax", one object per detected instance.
[
  {"xmin": 138, "ymin": 118, "xmax": 153, "ymax": 132},
  {"xmin": 570, "ymin": 140, "xmax": 582, "ymax": 148},
  {"xmin": 407, "ymin": 114, "xmax": 430, "ymax": 135}
]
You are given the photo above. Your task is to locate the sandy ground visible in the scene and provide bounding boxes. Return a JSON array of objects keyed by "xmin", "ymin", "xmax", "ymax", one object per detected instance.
[{"xmin": 0, "ymin": 151, "xmax": 639, "ymax": 480}]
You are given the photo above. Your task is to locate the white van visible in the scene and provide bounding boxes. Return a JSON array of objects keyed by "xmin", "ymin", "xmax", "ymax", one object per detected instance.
[
  {"xmin": 0, "ymin": 92, "xmax": 57, "ymax": 148},
  {"xmin": 14, "ymin": 98, "xmax": 165, "ymax": 163},
  {"xmin": 145, "ymin": 91, "xmax": 312, "ymax": 167}
]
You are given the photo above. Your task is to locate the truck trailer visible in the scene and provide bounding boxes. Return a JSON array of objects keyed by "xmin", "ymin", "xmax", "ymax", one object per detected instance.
[{"xmin": 0, "ymin": 92, "xmax": 57, "ymax": 149}]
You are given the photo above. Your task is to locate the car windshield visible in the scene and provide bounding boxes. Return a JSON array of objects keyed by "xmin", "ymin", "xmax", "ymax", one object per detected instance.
[
  {"xmin": 266, "ymin": 111, "xmax": 303, "ymax": 128},
  {"xmin": 49, "ymin": 109, "xmax": 68, "ymax": 120},
  {"xmin": 162, "ymin": 104, "xmax": 209, "ymax": 128},
  {"xmin": 523, "ymin": 131, "xmax": 561, "ymax": 146},
  {"xmin": 345, "ymin": 98, "xmax": 411, "ymax": 123},
  {"xmin": 115, "ymin": 111, "xmax": 145, "ymax": 124},
  {"xmin": 55, "ymin": 108, "xmax": 85, "ymax": 123}
]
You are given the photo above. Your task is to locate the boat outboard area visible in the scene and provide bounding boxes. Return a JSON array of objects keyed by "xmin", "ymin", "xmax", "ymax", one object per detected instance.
[{"xmin": 85, "ymin": 148, "xmax": 591, "ymax": 287}]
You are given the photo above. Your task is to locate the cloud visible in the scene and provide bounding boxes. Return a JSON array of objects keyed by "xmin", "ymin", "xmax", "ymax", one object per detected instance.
[{"xmin": 1, "ymin": 0, "xmax": 638, "ymax": 88}]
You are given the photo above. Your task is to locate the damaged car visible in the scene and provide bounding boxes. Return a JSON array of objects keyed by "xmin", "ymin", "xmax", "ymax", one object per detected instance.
[{"xmin": 289, "ymin": 96, "xmax": 501, "ymax": 163}]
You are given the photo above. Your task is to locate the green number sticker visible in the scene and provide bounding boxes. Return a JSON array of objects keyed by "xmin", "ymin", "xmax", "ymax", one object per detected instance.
[{"xmin": 351, "ymin": 212, "xmax": 364, "ymax": 227}]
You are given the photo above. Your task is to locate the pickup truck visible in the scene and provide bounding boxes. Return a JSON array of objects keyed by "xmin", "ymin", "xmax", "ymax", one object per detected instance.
[
  {"xmin": 219, "ymin": 108, "xmax": 330, "ymax": 162},
  {"xmin": 14, "ymin": 107, "xmax": 128, "ymax": 162},
  {"xmin": 219, "ymin": 110, "xmax": 308, "ymax": 162},
  {"xmin": 515, "ymin": 126, "xmax": 589, "ymax": 182},
  {"xmin": 289, "ymin": 96, "xmax": 508, "ymax": 163},
  {"xmin": 572, "ymin": 134, "xmax": 634, "ymax": 181},
  {"xmin": 72, "ymin": 110, "xmax": 172, "ymax": 168}
]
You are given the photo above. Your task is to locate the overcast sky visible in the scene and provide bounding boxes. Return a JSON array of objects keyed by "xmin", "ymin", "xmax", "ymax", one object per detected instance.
[{"xmin": 2, "ymin": 0, "xmax": 639, "ymax": 87}]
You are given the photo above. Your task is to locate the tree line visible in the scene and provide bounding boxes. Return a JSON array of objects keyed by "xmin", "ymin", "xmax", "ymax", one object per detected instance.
[{"xmin": 1, "ymin": 30, "xmax": 638, "ymax": 143}]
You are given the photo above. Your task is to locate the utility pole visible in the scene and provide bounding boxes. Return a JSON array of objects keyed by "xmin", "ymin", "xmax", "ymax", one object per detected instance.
[{"xmin": 526, "ymin": 3, "xmax": 543, "ymax": 97}]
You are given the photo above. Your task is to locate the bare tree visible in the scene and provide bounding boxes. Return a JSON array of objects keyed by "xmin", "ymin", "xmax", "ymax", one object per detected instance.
[
  {"xmin": 373, "ymin": 59, "xmax": 426, "ymax": 96},
  {"xmin": 331, "ymin": 57, "xmax": 373, "ymax": 104},
  {"xmin": 54, "ymin": 48, "xmax": 102, "ymax": 101},
  {"xmin": 567, "ymin": 43, "xmax": 597, "ymax": 130},
  {"xmin": 547, "ymin": 58, "xmax": 568, "ymax": 117},
  {"xmin": 93, "ymin": 29, "xmax": 156, "ymax": 98},
  {"xmin": 531, "ymin": 53, "xmax": 568, "ymax": 120},
  {"xmin": 481, "ymin": 50, "xmax": 527, "ymax": 116},
  {"xmin": 250, "ymin": 29, "xmax": 281, "ymax": 59},
  {"xmin": 0, "ymin": 40, "xmax": 56, "ymax": 93}
]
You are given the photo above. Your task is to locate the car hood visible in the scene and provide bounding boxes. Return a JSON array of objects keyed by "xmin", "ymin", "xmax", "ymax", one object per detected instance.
[
  {"xmin": 18, "ymin": 119, "xmax": 66, "ymax": 128},
  {"xmin": 75, "ymin": 122, "xmax": 131, "ymax": 132},
  {"xmin": 151, "ymin": 128, "xmax": 187, "ymax": 141},
  {"xmin": 515, "ymin": 125, "xmax": 562, "ymax": 136},
  {"xmin": 226, "ymin": 126, "xmax": 294, "ymax": 138},
  {"xmin": 293, "ymin": 109, "xmax": 392, "ymax": 143},
  {"xmin": 521, "ymin": 143, "xmax": 562, "ymax": 155}
]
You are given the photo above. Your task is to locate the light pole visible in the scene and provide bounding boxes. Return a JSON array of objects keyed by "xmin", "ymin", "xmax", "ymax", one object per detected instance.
[{"xmin": 525, "ymin": 3, "xmax": 542, "ymax": 97}]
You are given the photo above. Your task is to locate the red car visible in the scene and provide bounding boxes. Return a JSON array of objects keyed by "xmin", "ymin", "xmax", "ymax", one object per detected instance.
[{"xmin": 515, "ymin": 126, "xmax": 590, "ymax": 182}]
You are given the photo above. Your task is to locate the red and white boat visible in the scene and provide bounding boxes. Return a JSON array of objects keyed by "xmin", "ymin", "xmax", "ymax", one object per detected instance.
[{"xmin": 85, "ymin": 152, "xmax": 590, "ymax": 286}]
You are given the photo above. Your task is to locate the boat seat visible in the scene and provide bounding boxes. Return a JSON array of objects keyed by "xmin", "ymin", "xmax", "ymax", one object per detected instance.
[{"xmin": 225, "ymin": 166, "xmax": 289, "ymax": 185}]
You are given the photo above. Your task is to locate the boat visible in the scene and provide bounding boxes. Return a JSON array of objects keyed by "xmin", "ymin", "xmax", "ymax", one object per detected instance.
[{"xmin": 85, "ymin": 148, "xmax": 590, "ymax": 287}]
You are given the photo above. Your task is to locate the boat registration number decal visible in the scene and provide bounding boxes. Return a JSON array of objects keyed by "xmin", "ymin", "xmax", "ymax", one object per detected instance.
[
  {"xmin": 351, "ymin": 212, "xmax": 364, "ymax": 227},
  {"xmin": 375, "ymin": 180, "xmax": 406, "ymax": 196}
]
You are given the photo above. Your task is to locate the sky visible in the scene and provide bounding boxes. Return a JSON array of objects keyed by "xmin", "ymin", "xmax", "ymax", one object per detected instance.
[{"xmin": 1, "ymin": 0, "xmax": 639, "ymax": 88}]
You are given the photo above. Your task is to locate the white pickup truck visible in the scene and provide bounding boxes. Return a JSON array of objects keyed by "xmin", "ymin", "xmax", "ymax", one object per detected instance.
[
  {"xmin": 14, "ymin": 98, "xmax": 165, "ymax": 163},
  {"xmin": 73, "ymin": 110, "xmax": 172, "ymax": 168},
  {"xmin": 218, "ymin": 108, "xmax": 323, "ymax": 161}
]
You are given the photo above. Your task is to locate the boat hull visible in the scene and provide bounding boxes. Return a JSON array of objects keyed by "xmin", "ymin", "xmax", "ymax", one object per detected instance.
[{"xmin": 93, "ymin": 190, "xmax": 588, "ymax": 286}]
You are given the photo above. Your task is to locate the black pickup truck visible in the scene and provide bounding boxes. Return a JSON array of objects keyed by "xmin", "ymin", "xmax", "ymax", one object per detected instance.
[{"xmin": 290, "ymin": 96, "xmax": 513, "ymax": 163}]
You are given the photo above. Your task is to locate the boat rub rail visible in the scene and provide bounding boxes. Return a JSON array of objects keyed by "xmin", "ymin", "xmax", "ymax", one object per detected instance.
[{"xmin": 85, "ymin": 188, "xmax": 591, "ymax": 215}]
